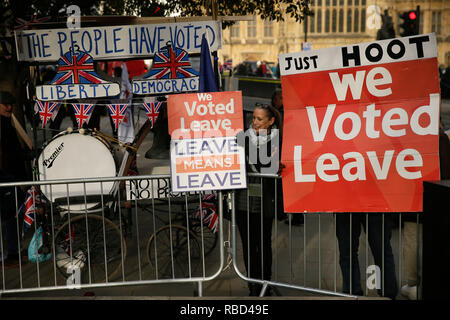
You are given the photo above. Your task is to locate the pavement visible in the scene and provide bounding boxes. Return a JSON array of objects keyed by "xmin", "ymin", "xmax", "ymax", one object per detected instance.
[{"xmin": 4, "ymin": 97, "xmax": 449, "ymax": 301}]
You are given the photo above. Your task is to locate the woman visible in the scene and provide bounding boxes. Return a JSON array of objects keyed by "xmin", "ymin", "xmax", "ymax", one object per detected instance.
[{"xmin": 235, "ymin": 104, "xmax": 282, "ymax": 296}]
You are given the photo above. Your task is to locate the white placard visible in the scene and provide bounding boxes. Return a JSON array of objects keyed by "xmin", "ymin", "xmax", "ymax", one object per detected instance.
[
  {"xmin": 170, "ymin": 136, "xmax": 247, "ymax": 193},
  {"xmin": 15, "ymin": 20, "xmax": 222, "ymax": 62},
  {"xmin": 279, "ymin": 34, "xmax": 437, "ymax": 76}
]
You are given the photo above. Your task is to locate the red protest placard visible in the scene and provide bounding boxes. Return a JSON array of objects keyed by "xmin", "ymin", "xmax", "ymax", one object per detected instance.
[
  {"xmin": 168, "ymin": 91, "xmax": 244, "ymax": 139},
  {"xmin": 279, "ymin": 34, "xmax": 441, "ymax": 212}
]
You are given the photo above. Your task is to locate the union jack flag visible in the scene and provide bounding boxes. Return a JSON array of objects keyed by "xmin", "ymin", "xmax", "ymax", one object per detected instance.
[
  {"xmin": 108, "ymin": 104, "xmax": 128, "ymax": 130},
  {"xmin": 223, "ymin": 59, "xmax": 233, "ymax": 71},
  {"xmin": 72, "ymin": 104, "xmax": 95, "ymax": 128},
  {"xmin": 19, "ymin": 187, "xmax": 41, "ymax": 236},
  {"xmin": 14, "ymin": 15, "xmax": 51, "ymax": 31},
  {"xmin": 194, "ymin": 194, "xmax": 219, "ymax": 234},
  {"xmin": 61, "ymin": 225, "xmax": 75, "ymax": 255},
  {"xmin": 51, "ymin": 49, "xmax": 103, "ymax": 85},
  {"xmin": 142, "ymin": 101, "xmax": 162, "ymax": 127},
  {"xmin": 35, "ymin": 101, "xmax": 59, "ymax": 127},
  {"xmin": 146, "ymin": 45, "xmax": 199, "ymax": 79}
]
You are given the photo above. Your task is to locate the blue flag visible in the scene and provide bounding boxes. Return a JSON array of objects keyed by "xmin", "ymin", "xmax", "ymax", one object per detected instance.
[{"xmin": 199, "ymin": 33, "xmax": 218, "ymax": 92}]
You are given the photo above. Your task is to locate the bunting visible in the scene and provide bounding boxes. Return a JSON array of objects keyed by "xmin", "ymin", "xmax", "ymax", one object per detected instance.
[
  {"xmin": 72, "ymin": 104, "xmax": 94, "ymax": 128},
  {"xmin": 34, "ymin": 101, "xmax": 59, "ymax": 127},
  {"xmin": 142, "ymin": 101, "xmax": 162, "ymax": 127},
  {"xmin": 107, "ymin": 104, "xmax": 128, "ymax": 130}
]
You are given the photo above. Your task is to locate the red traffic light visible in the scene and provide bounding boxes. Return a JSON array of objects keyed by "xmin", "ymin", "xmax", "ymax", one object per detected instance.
[{"xmin": 409, "ymin": 11, "xmax": 417, "ymax": 20}]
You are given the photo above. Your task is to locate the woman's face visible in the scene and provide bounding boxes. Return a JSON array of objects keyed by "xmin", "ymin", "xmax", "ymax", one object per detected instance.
[
  {"xmin": 252, "ymin": 107, "xmax": 275, "ymax": 134},
  {"xmin": 273, "ymin": 92, "xmax": 282, "ymax": 109},
  {"xmin": 0, "ymin": 103, "xmax": 13, "ymax": 118}
]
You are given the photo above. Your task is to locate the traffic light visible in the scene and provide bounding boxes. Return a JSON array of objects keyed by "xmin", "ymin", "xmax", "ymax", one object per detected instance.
[
  {"xmin": 377, "ymin": 10, "xmax": 396, "ymax": 40},
  {"xmin": 398, "ymin": 7, "xmax": 420, "ymax": 37}
]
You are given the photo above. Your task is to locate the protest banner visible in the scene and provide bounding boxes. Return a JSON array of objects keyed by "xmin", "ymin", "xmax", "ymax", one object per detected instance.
[
  {"xmin": 14, "ymin": 20, "xmax": 222, "ymax": 62},
  {"xmin": 132, "ymin": 44, "xmax": 199, "ymax": 95},
  {"xmin": 168, "ymin": 91, "xmax": 246, "ymax": 192},
  {"xmin": 36, "ymin": 47, "xmax": 120, "ymax": 101},
  {"xmin": 279, "ymin": 34, "xmax": 441, "ymax": 212},
  {"xmin": 125, "ymin": 177, "xmax": 206, "ymax": 200}
]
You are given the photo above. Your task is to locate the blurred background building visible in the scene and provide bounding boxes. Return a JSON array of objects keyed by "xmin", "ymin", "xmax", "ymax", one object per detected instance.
[{"xmin": 220, "ymin": 0, "xmax": 449, "ymax": 72}]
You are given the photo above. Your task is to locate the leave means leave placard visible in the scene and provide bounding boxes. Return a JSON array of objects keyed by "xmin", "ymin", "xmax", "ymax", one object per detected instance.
[{"xmin": 168, "ymin": 91, "xmax": 246, "ymax": 192}]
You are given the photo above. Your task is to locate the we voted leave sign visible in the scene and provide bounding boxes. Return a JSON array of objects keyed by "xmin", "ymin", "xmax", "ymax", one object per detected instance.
[
  {"xmin": 279, "ymin": 34, "xmax": 441, "ymax": 213},
  {"xmin": 168, "ymin": 91, "xmax": 246, "ymax": 192}
]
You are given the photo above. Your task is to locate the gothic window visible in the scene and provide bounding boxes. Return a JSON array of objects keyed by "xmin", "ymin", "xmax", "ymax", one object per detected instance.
[
  {"xmin": 339, "ymin": 9, "xmax": 344, "ymax": 32},
  {"xmin": 264, "ymin": 19, "xmax": 273, "ymax": 37},
  {"xmin": 354, "ymin": 9, "xmax": 359, "ymax": 32},
  {"xmin": 247, "ymin": 16, "xmax": 256, "ymax": 38},
  {"xmin": 332, "ymin": 9, "xmax": 337, "ymax": 33},
  {"xmin": 347, "ymin": 9, "xmax": 352, "ymax": 33},
  {"xmin": 231, "ymin": 22, "xmax": 240, "ymax": 38},
  {"xmin": 325, "ymin": 9, "xmax": 330, "ymax": 32},
  {"xmin": 432, "ymin": 11, "xmax": 441, "ymax": 35}
]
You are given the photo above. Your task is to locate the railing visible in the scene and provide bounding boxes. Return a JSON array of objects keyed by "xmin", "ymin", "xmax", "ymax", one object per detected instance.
[
  {"xmin": 0, "ymin": 175, "xmax": 224, "ymax": 296},
  {"xmin": 229, "ymin": 173, "xmax": 422, "ymax": 299},
  {"xmin": 0, "ymin": 174, "xmax": 422, "ymax": 299}
]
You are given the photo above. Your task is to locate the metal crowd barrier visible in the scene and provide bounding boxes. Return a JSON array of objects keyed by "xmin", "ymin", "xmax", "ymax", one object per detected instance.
[
  {"xmin": 0, "ymin": 174, "xmax": 224, "ymax": 297},
  {"xmin": 230, "ymin": 173, "xmax": 423, "ymax": 299},
  {"xmin": 1, "ymin": 173, "xmax": 422, "ymax": 299}
]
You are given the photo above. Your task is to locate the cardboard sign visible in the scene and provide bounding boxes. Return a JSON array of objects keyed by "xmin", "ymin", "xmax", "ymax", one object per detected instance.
[
  {"xmin": 132, "ymin": 45, "xmax": 199, "ymax": 95},
  {"xmin": 168, "ymin": 91, "xmax": 246, "ymax": 192},
  {"xmin": 37, "ymin": 83, "xmax": 119, "ymax": 100},
  {"xmin": 35, "ymin": 48, "xmax": 120, "ymax": 101},
  {"xmin": 279, "ymin": 34, "xmax": 440, "ymax": 212},
  {"xmin": 168, "ymin": 91, "xmax": 244, "ymax": 138},
  {"xmin": 14, "ymin": 21, "xmax": 222, "ymax": 62},
  {"xmin": 132, "ymin": 77, "xmax": 199, "ymax": 95},
  {"xmin": 125, "ymin": 178, "xmax": 207, "ymax": 200}
]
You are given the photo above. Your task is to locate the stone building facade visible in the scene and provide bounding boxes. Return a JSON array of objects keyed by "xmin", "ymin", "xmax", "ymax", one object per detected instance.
[{"xmin": 220, "ymin": 0, "xmax": 449, "ymax": 69}]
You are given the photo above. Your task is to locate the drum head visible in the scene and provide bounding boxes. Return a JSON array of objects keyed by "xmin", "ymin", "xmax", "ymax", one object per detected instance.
[{"xmin": 38, "ymin": 132, "xmax": 116, "ymax": 211}]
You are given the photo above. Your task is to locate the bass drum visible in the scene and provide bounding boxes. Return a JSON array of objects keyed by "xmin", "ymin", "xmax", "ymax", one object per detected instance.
[{"xmin": 38, "ymin": 129, "xmax": 117, "ymax": 213}]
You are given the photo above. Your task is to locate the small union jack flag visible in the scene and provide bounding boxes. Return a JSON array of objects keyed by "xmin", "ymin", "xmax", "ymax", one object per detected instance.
[
  {"xmin": 223, "ymin": 59, "xmax": 233, "ymax": 71},
  {"xmin": 14, "ymin": 15, "xmax": 51, "ymax": 31},
  {"xmin": 194, "ymin": 194, "xmax": 219, "ymax": 234},
  {"xmin": 19, "ymin": 187, "xmax": 41, "ymax": 236},
  {"xmin": 61, "ymin": 225, "xmax": 75, "ymax": 255},
  {"xmin": 51, "ymin": 49, "xmax": 103, "ymax": 85},
  {"xmin": 72, "ymin": 104, "xmax": 94, "ymax": 128},
  {"xmin": 35, "ymin": 101, "xmax": 59, "ymax": 127},
  {"xmin": 108, "ymin": 104, "xmax": 128, "ymax": 130},
  {"xmin": 146, "ymin": 45, "xmax": 199, "ymax": 79},
  {"xmin": 142, "ymin": 101, "xmax": 162, "ymax": 127}
]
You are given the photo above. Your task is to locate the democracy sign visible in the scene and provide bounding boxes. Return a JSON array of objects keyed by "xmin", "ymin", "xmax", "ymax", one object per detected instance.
[
  {"xmin": 279, "ymin": 33, "xmax": 441, "ymax": 213},
  {"xmin": 132, "ymin": 44, "xmax": 199, "ymax": 95},
  {"xmin": 168, "ymin": 91, "xmax": 246, "ymax": 192},
  {"xmin": 14, "ymin": 20, "xmax": 221, "ymax": 62}
]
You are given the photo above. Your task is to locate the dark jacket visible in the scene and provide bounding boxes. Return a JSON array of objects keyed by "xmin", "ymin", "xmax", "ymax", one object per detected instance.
[
  {"xmin": 403, "ymin": 128, "xmax": 450, "ymax": 223},
  {"xmin": 0, "ymin": 115, "xmax": 31, "ymax": 182},
  {"xmin": 235, "ymin": 126, "xmax": 281, "ymax": 218}
]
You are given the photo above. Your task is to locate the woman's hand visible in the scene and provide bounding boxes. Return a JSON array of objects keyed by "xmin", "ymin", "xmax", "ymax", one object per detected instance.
[{"xmin": 278, "ymin": 162, "xmax": 286, "ymax": 175}]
